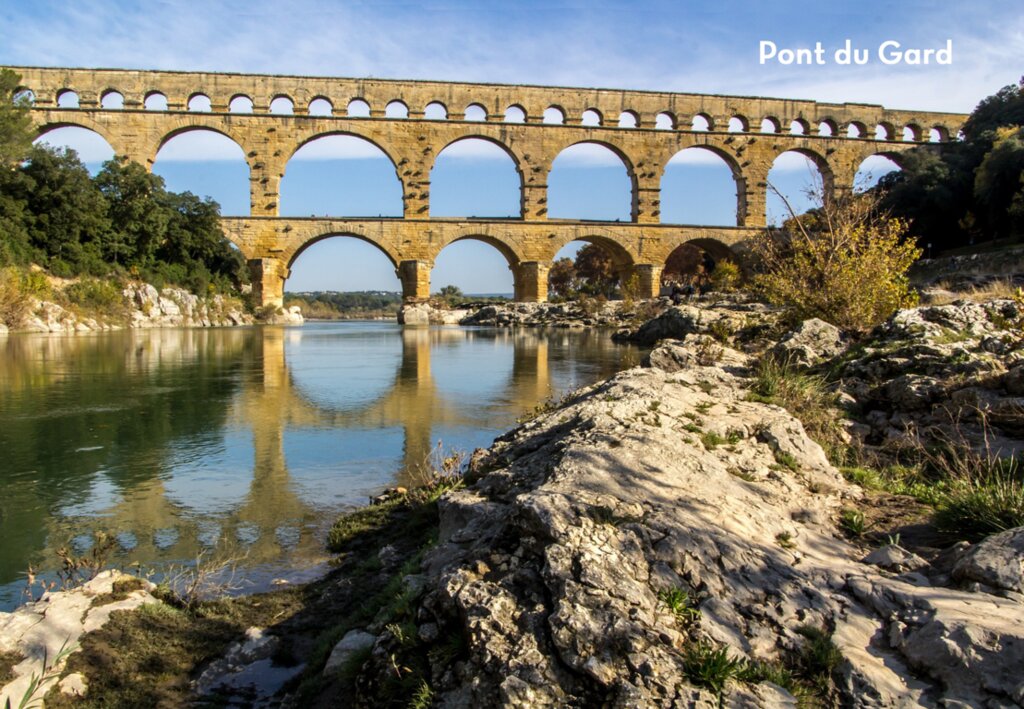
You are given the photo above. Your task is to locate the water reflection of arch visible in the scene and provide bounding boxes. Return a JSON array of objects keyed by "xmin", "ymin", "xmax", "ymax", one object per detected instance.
[{"xmin": 279, "ymin": 326, "xmax": 552, "ymax": 484}]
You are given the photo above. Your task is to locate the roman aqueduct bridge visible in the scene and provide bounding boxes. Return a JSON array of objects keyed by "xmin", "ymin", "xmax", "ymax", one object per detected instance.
[{"xmin": 7, "ymin": 66, "xmax": 968, "ymax": 305}]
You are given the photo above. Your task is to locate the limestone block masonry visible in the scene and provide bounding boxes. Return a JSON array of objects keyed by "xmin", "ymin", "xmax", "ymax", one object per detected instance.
[{"xmin": 7, "ymin": 66, "xmax": 968, "ymax": 306}]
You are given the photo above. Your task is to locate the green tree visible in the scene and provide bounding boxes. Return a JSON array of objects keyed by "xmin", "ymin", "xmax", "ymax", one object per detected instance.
[
  {"xmin": 0, "ymin": 69, "xmax": 35, "ymax": 167},
  {"xmin": 574, "ymin": 243, "xmax": 617, "ymax": 297},
  {"xmin": 17, "ymin": 145, "xmax": 111, "ymax": 274},
  {"xmin": 95, "ymin": 157, "xmax": 169, "ymax": 266},
  {"xmin": 547, "ymin": 257, "xmax": 575, "ymax": 298},
  {"xmin": 877, "ymin": 78, "xmax": 1024, "ymax": 249},
  {"xmin": 973, "ymin": 126, "xmax": 1024, "ymax": 239}
]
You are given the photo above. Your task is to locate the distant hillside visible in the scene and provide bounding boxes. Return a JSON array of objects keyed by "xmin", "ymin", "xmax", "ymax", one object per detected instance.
[{"xmin": 284, "ymin": 291, "xmax": 402, "ymax": 319}]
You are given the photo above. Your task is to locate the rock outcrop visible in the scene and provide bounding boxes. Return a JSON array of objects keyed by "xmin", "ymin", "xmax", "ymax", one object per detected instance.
[
  {"xmin": 12, "ymin": 283, "xmax": 261, "ymax": 333},
  {"xmin": 837, "ymin": 299, "xmax": 1023, "ymax": 450},
  {"xmin": 0, "ymin": 571, "xmax": 157, "ymax": 706},
  {"xmin": 358, "ymin": 337, "xmax": 1024, "ymax": 707}
]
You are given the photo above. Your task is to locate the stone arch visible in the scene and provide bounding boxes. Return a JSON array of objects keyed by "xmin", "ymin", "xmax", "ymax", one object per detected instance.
[
  {"xmin": 100, "ymin": 89, "xmax": 124, "ymax": 109},
  {"xmin": 618, "ymin": 110, "xmax": 639, "ymax": 128},
  {"xmin": 662, "ymin": 237, "xmax": 740, "ymax": 283},
  {"xmin": 386, "ymin": 100, "xmax": 409, "ymax": 119},
  {"xmin": 902, "ymin": 124, "xmax": 922, "ymax": 142},
  {"xmin": 308, "ymin": 96, "xmax": 333, "ymax": 116},
  {"xmin": 728, "ymin": 116, "xmax": 748, "ymax": 132},
  {"xmin": 656, "ymin": 112, "xmax": 675, "ymax": 130},
  {"xmin": 429, "ymin": 136, "xmax": 523, "ymax": 218},
  {"xmin": 547, "ymin": 140, "xmax": 637, "ymax": 221},
  {"xmin": 425, "ymin": 101, "xmax": 448, "ymax": 120},
  {"xmin": 152, "ymin": 120, "xmax": 250, "ymax": 165},
  {"xmin": 153, "ymin": 127, "xmax": 251, "ymax": 215},
  {"xmin": 660, "ymin": 145, "xmax": 742, "ymax": 226},
  {"xmin": 270, "ymin": 95, "xmax": 294, "ymax": 114},
  {"xmin": 187, "ymin": 93, "xmax": 211, "ymax": 112},
  {"xmin": 854, "ymin": 152, "xmax": 904, "ymax": 191},
  {"xmin": 544, "ymin": 106, "xmax": 566, "ymax": 124},
  {"xmin": 548, "ymin": 233, "xmax": 638, "ymax": 269},
  {"xmin": 789, "ymin": 119, "xmax": 809, "ymax": 135},
  {"xmin": 33, "ymin": 123, "xmax": 117, "ymax": 171},
  {"xmin": 432, "ymin": 233, "xmax": 524, "ymax": 269},
  {"xmin": 35, "ymin": 120, "xmax": 120, "ymax": 156},
  {"xmin": 582, "ymin": 108, "xmax": 603, "ymax": 126},
  {"xmin": 463, "ymin": 103, "xmax": 487, "ymax": 121},
  {"xmin": 229, "ymin": 94, "xmax": 254, "ymax": 113},
  {"xmin": 56, "ymin": 89, "xmax": 79, "ymax": 108},
  {"xmin": 691, "ymin": 113, "xmax": 712, "ymax": 131},
  {"xmin": 347, "ymin": 98, "xmax": 371, "ymax": 117},
  {"xmin": 281, "ymin": 133, "xmax": 404, "ymax": 217},
  {"xmin": 929, "ymin": 126, "xmax": 948, "ymax": 143},
  {"xmin": 144, "ymin": 91, "xmax": 167, "ymax": 110},
  {"xmin": 846, "ymin": 121, "xmax": 868, "ymax": 138},
  {"xmin": 285, "ymin": 231, "xmax": 401, "ymax": 272},
  {"xmin": 504, "ymin": 105, "xmax": 526, "ymax": 123},
  {"xmin": 13, "ymin": 86, "xmax": 34, "ymax": 105},
  {"xmin": 875, "ymin": 121, "xmax": 896, "ymax": 141},
  {"xmin": 766, "ymin": 148, "xmax": 833, "ymax": 225}
]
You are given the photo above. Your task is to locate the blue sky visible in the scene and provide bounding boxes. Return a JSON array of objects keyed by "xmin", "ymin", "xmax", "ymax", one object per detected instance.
[{"xmin": 5, "ymin": 0, "xmax": 1021, "ymax": 293}]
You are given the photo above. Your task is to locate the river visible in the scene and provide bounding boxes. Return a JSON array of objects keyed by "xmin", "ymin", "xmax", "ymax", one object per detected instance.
[{"xmin": 0, "ymin": 322, "xmax": 641, "ymax": 610}]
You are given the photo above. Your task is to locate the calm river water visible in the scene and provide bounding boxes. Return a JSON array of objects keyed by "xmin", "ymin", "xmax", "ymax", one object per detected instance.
[{"xmin": 0, "ymin": 322, "xmax": 641, "ymax": 610}]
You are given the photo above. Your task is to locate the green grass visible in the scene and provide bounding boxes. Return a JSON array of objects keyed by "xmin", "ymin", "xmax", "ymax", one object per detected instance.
[
  {"xmin": 683, "ymin": 641, "xmax": 745, "ymax": 697},
  {"xmin": 748, "ymin": 356, "xmax": 848, "ymax": 465},
  {"xmin": 774, "ymin": 450, "xmax": 800, "ymax": 472},
  {"xmin": 658, "ymin": 587, "xmax": 701, "ymax": 625},
  {"xmin": 776, "ymin": 532, "xmax": 797, "ymax": 549},
  {"xmin": 934, "ymin": 469, "xmax": 1024, "ymax": 541},
  {"xmin": 839, "ymin": 508, "xmax": 866, "ymax": 537}
]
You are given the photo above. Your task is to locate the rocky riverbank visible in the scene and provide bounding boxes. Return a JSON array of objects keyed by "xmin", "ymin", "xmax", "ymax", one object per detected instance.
[
  {"xmin": 0, "ymin": 282, "xmax": 304, "ymax": 335},
  {"xmin": 2, "ymin": 297, "xmax": 1022, "ymax": 707}
]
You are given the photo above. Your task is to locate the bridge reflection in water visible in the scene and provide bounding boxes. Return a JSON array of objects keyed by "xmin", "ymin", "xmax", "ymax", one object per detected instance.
[{"xmin": 0, "ymin": 325, "xmax": 637, "ymax": 607}]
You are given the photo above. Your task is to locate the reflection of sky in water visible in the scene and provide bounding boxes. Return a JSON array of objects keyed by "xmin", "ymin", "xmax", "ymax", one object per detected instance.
[
  {"xmin": 0, "ymin": 324, "xmax": 640, "ymax": 610},
  {"xmin": 163, "ymin": 428, "xmax": 256, "ymax": 513},
  {"xmin": 283, "ymin": 428, "xmax": 405, "ymax": 505},
  {"xmin": 286, "ymin": 323, "xmax": 402, "ymax": 411}
]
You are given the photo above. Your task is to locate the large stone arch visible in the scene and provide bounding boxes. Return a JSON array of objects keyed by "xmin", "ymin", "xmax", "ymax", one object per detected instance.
[
  {"xmin": 660, "ymin": 144, "xmax": 744, "ymax": 226},
  {"xmin": 284, "ymin": 129, "xmax": 402, "ymax": 171},
  {"xmin": 35, "ymin": 119, "xmax": 122, "ymax": 158},
  {"xmin": 773, "ymin": 146, "xmax": 834, "ymax": 194},
  {"xmin": 429, "ymin": 232, "xmax": 525, "ymax": 268},
  {"xmin": 285, "ymin": 230, "xmax": 401, "ymax": 271},
  {"xmin": 547, "ymin": 232, "xmax": 638, "ymax": 270},
  {"xmin": 429, "ymin": 135, "xmax": 525, "ymax": 218},
  {"xmin": 547, "ymin": 140, "xmax": 638, "ymax": 222},
  {"xmin": 661, "ymin": 236, "xmax": 746, "ymax": 284},
  {"xmin": 151, "ymin": 120, "xmax": 250, "ymax": 166}
]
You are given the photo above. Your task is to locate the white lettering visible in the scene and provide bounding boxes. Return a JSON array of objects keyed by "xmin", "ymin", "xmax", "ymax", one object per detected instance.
[
  {"xmin": 760, "ymin": 41, "xmax": 777, "ymax": 64},
  {"xmin": 878, "ymin": 40, "xmax": 902, "ymax": 64},
  {"xmin": 936, "ymin": 39, "xmax": 953, "ymax": 64}
]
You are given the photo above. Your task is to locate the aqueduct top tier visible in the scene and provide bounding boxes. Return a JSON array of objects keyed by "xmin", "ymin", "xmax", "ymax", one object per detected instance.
[{"xmin": 7, "ymin": 65, "xmax": 968, "ymax": 305}]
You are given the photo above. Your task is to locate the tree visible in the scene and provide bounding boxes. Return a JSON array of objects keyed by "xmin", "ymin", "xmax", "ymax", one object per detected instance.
[
  {"xmin": 973, "ymin": 126, "xmax": 1024, "ymax": 239},
  {"xmin": 548, "ymin": 257, "xmax": 575, "ymax": 298},
  {"xmin": 17, "ymin": 145, "xmax": 111, "ymax": 273},
  {"xmin": 753, "ymin": 188, "xmax": 920, "ymax": 333},
  {"xmin": 0, "ymin": 69, "xmax": 35, "ymax": 168},
  {"xmin": 877, "ymin": 78, "xmax": 1024, "ymax": 249},
  {"xmin": 573, "ymin": 243, "xmax": 617, "ymax": 297},
  {"xmin": 95, "ymin": 157, "xmax": 170, "ymax": 266}
]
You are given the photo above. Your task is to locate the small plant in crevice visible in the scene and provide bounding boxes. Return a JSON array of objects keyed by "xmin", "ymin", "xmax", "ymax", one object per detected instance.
[
  {"xmin": 658, "ymin": 587, "xmax": 701, "ymax": 625},
  {"xmin": 774, "ymin": 450, "xmax": 800, "ymax": 472},
  {"xmin": 795, "ymin": 624, "xmax": 843, "ymax": 694},
  {"xmin": 839, "ymin": 508, "xmax": 867, "ymax": 538},
  {"xmin": 776, "ymin": 531, "xmax": 797, "ymax": 549},
  {"xmin": 682, "ymin": 641, "xmax": 745, "ymax": 700}
]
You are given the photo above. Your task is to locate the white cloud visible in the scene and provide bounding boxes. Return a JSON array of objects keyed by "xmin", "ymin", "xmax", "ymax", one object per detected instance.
[
  {"xmin": 34, "ymin": 126, "xmax": 114, "ymax": 163},
  {"xmin": 155, "ymin": 130, "xmax": 246, "ymax": 162},
  {"xmin": 552, "ymin": 143, "xmax": 627, "ymax": 167}
]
